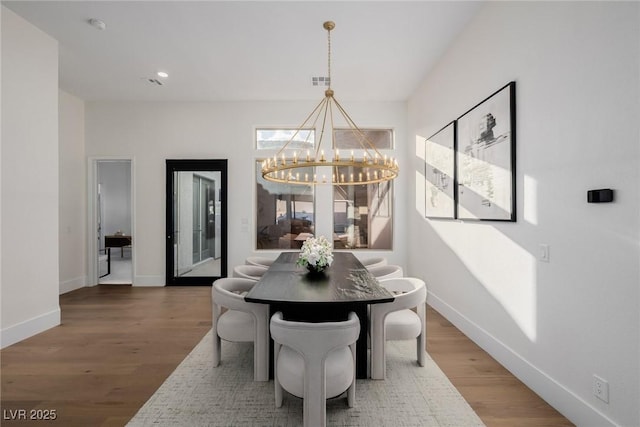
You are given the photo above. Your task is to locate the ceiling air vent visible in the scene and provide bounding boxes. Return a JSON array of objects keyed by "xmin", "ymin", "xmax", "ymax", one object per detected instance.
[{"xmin": 311, "ymin": 76, "xmax": 330, "ymax": 86}]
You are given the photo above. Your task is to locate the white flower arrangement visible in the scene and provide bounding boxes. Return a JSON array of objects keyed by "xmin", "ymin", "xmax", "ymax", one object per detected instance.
[{"xmin": 296, "ymin": 235, "xmax": 334, "ymax": 272}]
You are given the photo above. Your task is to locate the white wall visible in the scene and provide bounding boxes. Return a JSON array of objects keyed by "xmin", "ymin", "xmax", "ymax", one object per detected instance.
[
  {"xmin": 407, "ymin": 2, "xmax": 639, "ymax": 426},
  {"xmin": 1, "ymin": 7, "xmax": 60, "ymax": 348},
  {"xmin": 59, "ymin": 90, "xmax": 86, "ymax": 294},
  {"xmin": 85, "ymin": 101, "xmax": 408, "ymax": 285}
]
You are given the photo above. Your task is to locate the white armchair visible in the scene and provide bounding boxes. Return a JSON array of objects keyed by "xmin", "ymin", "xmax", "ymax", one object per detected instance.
[
  {"xmin": 211, "ymin": 278, "xmax": 270, "ymax": 381},
  {"xmin": 359, "ymin": 256, "xmax": 387, "ymax": 268},
  {"xmin": 270, "ymin": 311, "xmax": 360, "ymax": 427},
  {"xmin": 245, "ymin": 256, "xmax": 275, "ymax": 268},
  {"xmin": 370, "ymin": 277, "xmax": 427, "ymax": 380},
  {"xmin": 367, "ymin": 264, "xmax": 404, "ymax": 280},
  {"xmin": 233, "ymin": 264, "xmax": 268, "ymax": 281}
]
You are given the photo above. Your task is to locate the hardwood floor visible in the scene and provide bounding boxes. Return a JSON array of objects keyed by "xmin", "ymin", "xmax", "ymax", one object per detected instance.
[
  {"xmin": 1, "ymin": 286, "xmax": 212, "ymax": 427},
  {"xmin": 1, "ymin": 285, "xmax": 573, "ymax": 426},
  {"xmin": 427, "ymin": 309, "xmax": 573, "ymax": 427}
]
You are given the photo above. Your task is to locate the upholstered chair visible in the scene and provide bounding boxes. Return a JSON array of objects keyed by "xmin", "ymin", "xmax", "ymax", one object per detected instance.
[
  {"xmin": 367, "ymin": 264, "xmax": 404, "ymax": 280},
  {"xmin": 270, "ymin": 311, "xmax": 360, "ymax": 427},
  {"xmin": 360, "ymin": 256, "xmax": 387, "ymax": 269},
  {"xmin": 233, "ymin": 264, "xmax": 268, "ymax": 281},
  {"xmin": 211, "ymin": 278, "xmax": 270, "ymax": 381},
  {"xmin": 245, "ymin": 256, "xmax": 275, "ymax": 268},
  {"xmin": 369, "ymin": 277, "xmax": 427, "ymax": 380}
]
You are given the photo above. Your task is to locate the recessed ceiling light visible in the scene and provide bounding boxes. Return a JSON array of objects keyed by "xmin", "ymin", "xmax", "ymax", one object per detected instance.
[
  {"xmin": 157, "ymin": 71, "xmax": 169, "ymax": 78},
  {"xmin": 88, "ymin": 18, "xmax": 106, "ymax": 31}
]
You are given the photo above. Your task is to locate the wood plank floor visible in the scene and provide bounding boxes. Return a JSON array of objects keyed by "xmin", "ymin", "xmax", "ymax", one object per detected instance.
[
  {"xmin": 427, "ymin": 309, "xmax": 573, "ymax": 427},
  {"xmin": 1, "ymin": 285, "xmax": 573, "ymax": 426}
]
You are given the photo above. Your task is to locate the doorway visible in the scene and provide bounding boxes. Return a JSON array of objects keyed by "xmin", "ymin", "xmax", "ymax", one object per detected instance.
[
  {"xmin": 92, "ymin": 159, "xmax": 134, "ymax": 285},
  {"xmin": 192, "ymin": 175, "xmax": 216, "ymax": 264},
  {"xmin": 166, "ymin": 159, "xmax": 227, "ymax": 285}
]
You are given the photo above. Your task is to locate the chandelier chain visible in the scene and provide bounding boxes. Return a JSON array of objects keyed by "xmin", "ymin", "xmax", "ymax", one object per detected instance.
[{"xmin": 327, "ymin": 25, "xmax": 331, "ymax": 89}]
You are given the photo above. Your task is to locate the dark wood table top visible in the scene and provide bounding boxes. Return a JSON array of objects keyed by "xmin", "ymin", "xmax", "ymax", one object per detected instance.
[
  {"xmin": 104, "ymin": 235, "xmax": 132, "ymax": 247},
  {"xmin": 245, "ymin": 251, "xmax": 394, "ymax": 305}
]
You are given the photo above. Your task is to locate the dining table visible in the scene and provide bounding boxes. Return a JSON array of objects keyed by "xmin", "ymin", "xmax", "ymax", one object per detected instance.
[{"xmin": 244, "ymin": 251, "xmax": 394, "ymax": 379}]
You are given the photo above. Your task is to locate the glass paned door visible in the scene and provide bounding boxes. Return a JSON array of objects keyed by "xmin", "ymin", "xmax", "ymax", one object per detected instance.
[{"xmin": 166, "ymin": 160, "xmax": 227, "ymax": 285}]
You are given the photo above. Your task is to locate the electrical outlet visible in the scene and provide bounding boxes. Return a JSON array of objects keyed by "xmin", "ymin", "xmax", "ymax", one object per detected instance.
[{"xmin": 593, "ymin": 375, "xmax": 609, "ymax": 403}]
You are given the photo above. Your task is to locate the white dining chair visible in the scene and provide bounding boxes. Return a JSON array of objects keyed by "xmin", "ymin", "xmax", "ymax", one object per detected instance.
[
  {"xmin": 233, "ymin": 264, "xmax": 268, "ymax": 281},
  {"xmin": 211, "ymin": 278, "xmax": 270, "ymax": 381},
  {"xmin": 369, "ymin": 277, "xmax": 427, "ymax": 380},
  {"xmin": 245, "ymin": 256, "xmax": 275, "ymax": 268},
  {"xmin": 270, "ymin": 311, "xmax": 360, "ymax": 427},
  {"xmin": 360, "ymin": 257, "xmax": 387, "ymax": 269},
  {"xmin": 367, "ymin": 264, "xmax": 403, "ymax": 280}
]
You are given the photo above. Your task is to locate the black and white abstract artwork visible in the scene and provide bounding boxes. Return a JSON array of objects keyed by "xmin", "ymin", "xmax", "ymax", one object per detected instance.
[
  {"xmin": 425, "ymin": 121, "xmax": 456, "ymax": 219},
  {"xmin": 456, "ymin": 82, "xmax": 516, "ymax": 221}
]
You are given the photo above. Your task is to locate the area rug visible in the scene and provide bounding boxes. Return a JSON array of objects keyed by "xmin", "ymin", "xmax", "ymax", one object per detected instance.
[{"xmin": 127, "ymin": 331, "xmax": 485, "ymax": 426}]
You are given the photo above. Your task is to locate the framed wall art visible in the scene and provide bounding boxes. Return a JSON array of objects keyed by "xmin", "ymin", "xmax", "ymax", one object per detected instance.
[
  {"xmin": 456, "ymin": 81, "xmax": 516, "ymax": 221},
  {"xmin": 424, "ymin": 121, "xmax": 456, "ymax": 219}
]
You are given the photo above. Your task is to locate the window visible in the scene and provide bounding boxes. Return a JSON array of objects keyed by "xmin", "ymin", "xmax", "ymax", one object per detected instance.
[
  {"xmin": 255, "ymin": 161, "xmax": 315, "ymax": 250},
  {"xmin": 255, "ymin": 127, "xmax": 394, "ymax": 251},
  {"xmin": 333, "ymin": 128, "xmax": 393, "ymax": 150},
  {"xmin": 256, "ymin": 129, "xmax": 315, "ymax": 150},
  {"xmin": 333, "ymin": 174, "xmax": 392, "ymax": 250},
  {"xmin": 332, "ymin": 128, "xmax": 394, "ymax": 250}
]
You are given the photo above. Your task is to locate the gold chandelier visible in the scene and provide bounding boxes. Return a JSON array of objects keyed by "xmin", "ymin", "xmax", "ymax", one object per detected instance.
[{"xmin": 261, "ymin": 21, "xmax": 399, "ymax": 186}]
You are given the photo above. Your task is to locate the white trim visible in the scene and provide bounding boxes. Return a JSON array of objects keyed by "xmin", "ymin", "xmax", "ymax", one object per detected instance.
[
  {"xmin": 427, "ymin": 293, "xmax": 617, "ymax": 427},
  {"xmin": 1, "ymin": 308, "xmax": 61, "ymax": 349},
  {"xmin": 59, "ymin": 276, "xmax": 86, "ymax": 294},
  {"xmin": 134, "ymin": 275, "xmax": 165, "ymax": 287},
  {"xmin": 87, "ymin": 157, "xmax": 98, "ymax": 286}
]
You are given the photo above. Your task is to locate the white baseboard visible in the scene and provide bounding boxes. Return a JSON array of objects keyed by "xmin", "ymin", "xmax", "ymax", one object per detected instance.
[
  {"xmin": 59, "ymin": 276, "xmax": 86, "ymax": 294},
  {"xmin": 1, "ymin": 308, "xmax": 61, "ymax": 349},
  {"xmin": 134, "ymin": 275, "xmax": 165, "ymax": 287},
  {"xmin": 427, "ymin": 292, "xmax": 617, "ymax": 427}
]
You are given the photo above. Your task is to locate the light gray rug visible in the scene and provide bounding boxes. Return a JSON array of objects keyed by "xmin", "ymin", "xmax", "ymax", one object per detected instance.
[{"xmin": 127, "ymin": 331, "xmax": 485, "ymax": 426}]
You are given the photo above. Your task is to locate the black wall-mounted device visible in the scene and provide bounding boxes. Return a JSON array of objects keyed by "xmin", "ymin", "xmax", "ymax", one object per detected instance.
[{"xmin": 587, "ymin": 189, "xmax": 614, "ymax": 203}]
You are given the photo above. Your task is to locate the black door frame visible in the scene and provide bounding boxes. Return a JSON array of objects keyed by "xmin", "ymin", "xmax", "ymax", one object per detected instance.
[{"xmin": 166, "ymin": 159, "xmax": 228, "ymax": 285}]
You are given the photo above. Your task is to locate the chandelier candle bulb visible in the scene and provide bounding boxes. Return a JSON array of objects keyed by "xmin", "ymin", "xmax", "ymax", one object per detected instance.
[
  {"xmin": 351, "ymin": 150, "xmax": 355, "ymax": 162},
  {"xmin": 335, "ymin": 149, "xmax": 340, "ymax": 161},
  {"xmin": 293, "ymin": 153, "xmax": 298, "ymax": 164},
  {"xmin": 306, "ymin": 150, "xmax": 311, "ymax": 162},
  {"xmin": 321, "ymin": 150, "xmax": 325, "ymax": 161}
]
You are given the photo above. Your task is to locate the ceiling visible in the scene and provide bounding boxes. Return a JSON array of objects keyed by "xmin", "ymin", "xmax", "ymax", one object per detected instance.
[{"xmin": 3, "ymin": 1, "xmax": 482, "ymax": 103}]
